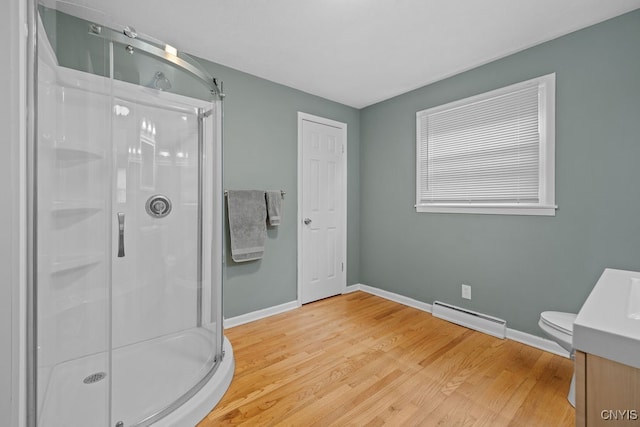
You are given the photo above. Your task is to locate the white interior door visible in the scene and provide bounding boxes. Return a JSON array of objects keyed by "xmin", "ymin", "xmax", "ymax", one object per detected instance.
[{"xmin": 298, "ymin": 113, "xmax": 346, "ymax": 304}]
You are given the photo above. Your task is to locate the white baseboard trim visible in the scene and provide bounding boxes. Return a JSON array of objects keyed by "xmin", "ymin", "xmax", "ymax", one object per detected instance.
[
  {"xmin": 506, "ymin": 328, "xmax": 570, "ymax": 358},
  {"xmin": 224, "ymin": 300, "xmax": 300, "ymax": 329},
  {"xmin": 343, "ymin": 284, "xmax": 361, "ymax": 294},
  {"xmin": 345, "ymin": 283, "xmax": 432, "ymax": 313},
  {"xmin": 350, "ymin": 283, "xmax": 570, "ymax": 359}
]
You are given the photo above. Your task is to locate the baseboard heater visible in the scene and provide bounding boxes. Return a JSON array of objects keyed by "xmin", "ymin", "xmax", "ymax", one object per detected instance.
[{"xmin": 432, "ymin": 301, "xmax": 507, "ymax": 339}]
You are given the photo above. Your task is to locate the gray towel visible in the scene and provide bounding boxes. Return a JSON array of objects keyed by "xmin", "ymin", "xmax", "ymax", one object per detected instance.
[
  {"xmin": 227, "ymin": 190, "xmax": 267, "ymax": 262},
  {"xmin": 265, "ymin": 191, "xmax": 282, "ymax": 226}
]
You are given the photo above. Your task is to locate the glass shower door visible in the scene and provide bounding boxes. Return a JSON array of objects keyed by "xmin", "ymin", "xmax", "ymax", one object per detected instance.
[
  {"xmin": 109, "ymin": 67, "xmax": 219, "ymax": 426},
  {"xmin": 112, "ymin": 97, "xmax": 214, "ymax": 425}
]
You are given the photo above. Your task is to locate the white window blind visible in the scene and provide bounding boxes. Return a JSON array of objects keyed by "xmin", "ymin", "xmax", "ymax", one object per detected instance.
[{"xmin": 415, "ymin": 74, "xmax": 556, "ymax": 216}]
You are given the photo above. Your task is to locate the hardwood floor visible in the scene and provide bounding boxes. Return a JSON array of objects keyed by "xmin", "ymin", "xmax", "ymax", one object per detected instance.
[{"xmin": 199, "ymin": 292, "xmax": 575, "ymax": 426}]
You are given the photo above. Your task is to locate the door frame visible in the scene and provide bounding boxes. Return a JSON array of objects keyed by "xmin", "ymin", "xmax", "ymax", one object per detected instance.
[{"xmin": 297, "ymin": 112, "xmax": 348, "ymax": 305}]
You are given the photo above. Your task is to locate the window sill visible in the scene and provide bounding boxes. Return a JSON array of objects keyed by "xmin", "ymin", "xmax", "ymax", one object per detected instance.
[{"xmin": 415, "ymin": 204, "xmax": 557, "ymax": 216}]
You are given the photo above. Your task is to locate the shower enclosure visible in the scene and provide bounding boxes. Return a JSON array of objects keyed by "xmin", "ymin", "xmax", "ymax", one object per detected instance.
[{"xmin": 30, "ymin": 2, "xmax": 233, "ymax": 426}]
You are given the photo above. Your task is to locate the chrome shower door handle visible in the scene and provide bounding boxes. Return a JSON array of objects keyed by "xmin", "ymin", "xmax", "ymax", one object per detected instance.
[{"xmin": 117, "ymin": 212, "xmax": 125, "ymax": 257}]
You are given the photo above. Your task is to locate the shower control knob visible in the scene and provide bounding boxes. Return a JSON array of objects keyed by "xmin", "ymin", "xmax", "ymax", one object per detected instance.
[
  {"xmin": 153, "ymin": 200, "xmax": 166, "ymax": 211},
  {"xmin": 146, "ymin": 195, "xmax": 172, "ymax": 218}
]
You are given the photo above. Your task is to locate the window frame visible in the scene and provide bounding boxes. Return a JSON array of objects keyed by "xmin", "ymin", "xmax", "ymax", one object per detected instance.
[{"xmin": 415, "ymin": 73, "xmax": 557, "ymax": 216}]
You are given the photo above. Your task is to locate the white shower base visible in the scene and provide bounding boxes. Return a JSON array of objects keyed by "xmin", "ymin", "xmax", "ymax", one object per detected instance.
[{"xmin": 38, "ymin": 329, "xmax": 234, "ymax": 426}]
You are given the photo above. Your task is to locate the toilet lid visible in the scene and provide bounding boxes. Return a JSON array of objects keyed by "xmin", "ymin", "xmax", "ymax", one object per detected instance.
[{"xmin": 540, "ymin": 311, "xmax": 577, "ymax": 335}]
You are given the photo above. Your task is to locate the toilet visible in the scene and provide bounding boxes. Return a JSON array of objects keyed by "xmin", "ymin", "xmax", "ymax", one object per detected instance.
[{"xmin": 538, "ymin": 311, "xmax": 577, "ymax": 407}]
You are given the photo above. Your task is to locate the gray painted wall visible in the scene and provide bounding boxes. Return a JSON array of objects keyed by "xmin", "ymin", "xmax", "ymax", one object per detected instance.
[
  {"xmin": 196, "ymin": 60, "xmax": 361, "ymax": 318},
  {"xmin": 360, "ymin": 10, "xmax": 640, "ymax": 336}
]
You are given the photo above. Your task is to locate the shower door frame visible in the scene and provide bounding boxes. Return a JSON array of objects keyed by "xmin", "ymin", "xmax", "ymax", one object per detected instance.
[{"xmin": 26, "ymin": 2, "xmax": 225, "ymax": 425}]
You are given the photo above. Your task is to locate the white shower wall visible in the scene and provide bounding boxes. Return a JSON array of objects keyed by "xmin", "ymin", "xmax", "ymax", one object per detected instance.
[
  {"xmin": 109, "ymin": 94, "xmax": 216, "ymax": 350},
  {"xmin": 37, "ymin": 44, "xmax": 111, "ymax": 370}
]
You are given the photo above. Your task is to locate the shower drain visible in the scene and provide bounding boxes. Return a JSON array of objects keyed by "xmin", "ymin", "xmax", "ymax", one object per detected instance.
[{"xmin": 83, "ymin": 372, "xmax": 107, "ymax": 384}]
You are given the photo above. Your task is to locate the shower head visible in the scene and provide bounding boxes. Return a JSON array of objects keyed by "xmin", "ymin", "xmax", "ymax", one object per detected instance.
[{"xmin": 153, "ymin": 72, "xmax": 172, "ymax": 91}]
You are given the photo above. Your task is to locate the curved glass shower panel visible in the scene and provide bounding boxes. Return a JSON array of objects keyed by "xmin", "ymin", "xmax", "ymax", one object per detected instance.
[
  {"xmin": 36, "ymin": 3, "xmax": 112, "ymax": 427},
  {"xmin": 34, "ymin": 2, "xmax": 224, "ymax": 426},
  {"xmin": 39, "ymin": 3, "xmax": 109, "ymax": 78}
]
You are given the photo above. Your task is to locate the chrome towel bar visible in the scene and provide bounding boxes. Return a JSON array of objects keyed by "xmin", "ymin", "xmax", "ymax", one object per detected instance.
[{"xmin": 224, "ymin": 190, "xmax": 286, "ymax": 198}]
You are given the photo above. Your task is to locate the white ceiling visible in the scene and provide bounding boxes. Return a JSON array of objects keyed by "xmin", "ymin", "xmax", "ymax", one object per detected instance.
[{"xmin": 67, "ymin": 0, "xmax": 640, "ymax": 108}]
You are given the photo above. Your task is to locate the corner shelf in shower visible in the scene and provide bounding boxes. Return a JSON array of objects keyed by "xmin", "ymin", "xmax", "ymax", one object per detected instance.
[
  {"xmin": 54, "ymin": 145, "xmax": 104, "ymax": 165},
  {"xmin": 50, "ymin": 253, "xmax": 102, "ymax": 275},
  {"xmin": 51, "ymin": 200, "xmax": 104, "ymax": 215},
  {"xmin": 50, "ymin": 200, "xmax": 104, "ymax": 228}
]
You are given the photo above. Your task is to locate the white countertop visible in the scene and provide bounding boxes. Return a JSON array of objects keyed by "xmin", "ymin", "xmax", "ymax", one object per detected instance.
[{"xmin": 574, "ymin": 268, "xmax": 640, "ymax": 369}]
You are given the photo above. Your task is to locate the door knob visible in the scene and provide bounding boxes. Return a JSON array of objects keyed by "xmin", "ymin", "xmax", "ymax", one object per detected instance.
[{"xmin": 304, "ymin": 218, "xmax": 312, "ymax": 225}]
